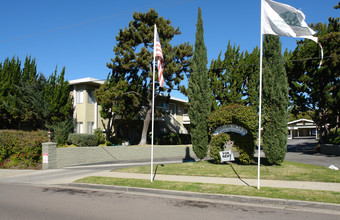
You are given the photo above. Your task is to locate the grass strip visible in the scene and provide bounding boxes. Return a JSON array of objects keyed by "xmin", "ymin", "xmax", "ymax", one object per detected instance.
[
  {"xmin": 75, "ymin": 176, "xmax": 340, "ymax": 204},
  {"xmin": 116, "ymin": 160, "xmax": 340, "ymax": 183}
]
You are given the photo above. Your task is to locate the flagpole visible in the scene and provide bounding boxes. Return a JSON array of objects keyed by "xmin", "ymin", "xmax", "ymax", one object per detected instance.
[
  {"xmin": 257, "ymin": 0, "xmax": 264, "ymax": 190},
  {"xmin": 151, "ymin": 24, "xmax": 157, "ymax": 182}
]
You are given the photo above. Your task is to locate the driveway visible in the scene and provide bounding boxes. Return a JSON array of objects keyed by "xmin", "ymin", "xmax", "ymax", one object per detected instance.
[{"xmin": 285, "ymin": 137, "xmax": 340, "ymax": 168}]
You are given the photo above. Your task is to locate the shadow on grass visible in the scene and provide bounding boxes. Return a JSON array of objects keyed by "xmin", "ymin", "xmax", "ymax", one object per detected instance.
[
  {"xmin": 206, "ymin": 157, "xmax": 274, "ymax": 166},
  {"xmin": 207, "ymin": 157, "xmax": 278, "ymax": 189},
  {"xmin": 152, "ymin": 164, "xmax": 164, "ymax": 181}
]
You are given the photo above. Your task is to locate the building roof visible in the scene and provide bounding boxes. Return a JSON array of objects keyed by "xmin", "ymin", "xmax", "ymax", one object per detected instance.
[
  {"xmin": 68, "ymin": 77, "xmax": 105, "ymax": 86},
  {"xmin": 288, "ymin": 118, "xmax": 314, "ymax": 125},
  {"xmin": 69, "ymin": 78, "xmax": 188, "ymax": 103},
  {"xmin": 158, "ymin": 93, "xmax": 188, "ymax": 104}
]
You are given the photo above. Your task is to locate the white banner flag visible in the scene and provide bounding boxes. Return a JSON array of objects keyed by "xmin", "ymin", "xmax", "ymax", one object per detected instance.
[{"xmin": 262, "ymin": 0, "xmax": 318, "ymax": 43}]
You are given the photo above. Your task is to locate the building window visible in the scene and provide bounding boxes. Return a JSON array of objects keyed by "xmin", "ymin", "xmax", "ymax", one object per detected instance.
[
  {"xmin": 76, "ymin": 89, "xmax": 83, "ymax": 104},
  {"xmin": 88, "ymin": 90, "xmax": 96, "ymax": 104},
  {"xmin": 76, "ymin": 122, "xmax": 83, "ymax": 133},
  {"xmin": 87, "ymin": 122, "xmax": 94, "ymax": 134},
  {"xmin": 169, "ymin": 103, "xmax": 176, "ymax": 115}
]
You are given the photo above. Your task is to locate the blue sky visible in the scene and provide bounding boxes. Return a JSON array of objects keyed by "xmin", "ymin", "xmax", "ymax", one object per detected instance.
[{"xmin": 0, "ymin": 0, "xmax": 338, "ymax": 100}]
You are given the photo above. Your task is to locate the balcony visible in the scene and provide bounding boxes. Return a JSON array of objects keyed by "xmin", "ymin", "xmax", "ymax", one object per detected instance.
[{"xmin": 183, "ymin": 114, "xmax": 190, "ymax": 125}]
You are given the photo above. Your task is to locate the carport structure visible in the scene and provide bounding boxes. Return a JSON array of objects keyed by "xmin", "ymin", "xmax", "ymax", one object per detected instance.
[{"xmin": 287, "ymin": 118, "xmax": 317, "ymax": 139}]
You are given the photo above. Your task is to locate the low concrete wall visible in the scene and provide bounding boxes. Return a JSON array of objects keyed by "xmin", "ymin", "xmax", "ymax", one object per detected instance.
[
  {"xmin": 320, "ymin": 144, "xmax": 340, "ymax": 156},
  {"xmin": 42, "ymin": 143, "xmax": 195, "ymax": 169}
]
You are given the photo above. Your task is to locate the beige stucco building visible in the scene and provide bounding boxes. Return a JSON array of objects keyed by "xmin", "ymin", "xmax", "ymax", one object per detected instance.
[
  {"xmin": 69, "ymin": 77, "xmax": 105, "ymax": 134},
  {"xmin": 68, "ymin": 77, "xmax": 190, "ymax": 144}
]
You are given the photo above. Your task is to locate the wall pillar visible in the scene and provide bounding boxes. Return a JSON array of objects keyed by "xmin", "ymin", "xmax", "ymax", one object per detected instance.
[{"xmin": 42, "ymin": 142, "xmax": 57, "ymax": 170}]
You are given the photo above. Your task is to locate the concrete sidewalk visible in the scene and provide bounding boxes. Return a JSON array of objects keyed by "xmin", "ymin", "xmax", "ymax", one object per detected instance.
[
  {"xmin": 2, "ymin": 168, "xmax": 338, "ymax": 192},
  {"xmin": 91, "ymin": 171, "xmax": 340, "ymax": 192}
]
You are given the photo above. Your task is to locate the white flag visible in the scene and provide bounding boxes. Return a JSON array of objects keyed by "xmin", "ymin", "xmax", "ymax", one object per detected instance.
[{"xmin": 262, "ymin": 0, "xmax": 317, "ymax": 43}]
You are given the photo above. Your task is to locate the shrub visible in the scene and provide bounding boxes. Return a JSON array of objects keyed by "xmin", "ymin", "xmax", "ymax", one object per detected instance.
[
  {"xmin": 155, "ymin": 133, "xmax": 180, "ymax": 145},
  {"xmin": 328, "ymin": 129, "xmax": 340, "ymax": 144},
  {"xmin": 67, "ymin": 133, "xmax": 98, "ymax": 147},
  {"xmin": 0, "ymin": 130, "xmax": 48, "ymax": 168},
  {"xmin": 154, "ymin": 133, "xmax": 191, "ymax": 145},
  {"xmin": 207, "ymin": 104, "xmax": 257, "ymax": 164},
  {"xmin": 94, "ymin": 129, "xmax": 106, "ymax": 145},
  {"xmin": 179, "ymin": 134, "xmax": 191, "ymax": 145},
  {"xmin": 50, "ymin": 119, "xmax": 74, "ymax": 146},
  {"xmin": 110, "ymin": 136, "xmax": 123, "ymax": 146},
  {"xmin": 209, "ymin": 133, "xmax": 231, "ymax": 163}
]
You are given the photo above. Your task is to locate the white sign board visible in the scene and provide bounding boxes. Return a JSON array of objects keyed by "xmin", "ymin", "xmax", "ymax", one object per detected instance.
[
  {"xmin": 213, "ymin": 124, "xmax": 248, "ymax": 136},
  {"xmin": 43, "ymin": 153, "xmax": 48, "ymax": 164},
  {"xmin": 219, "ymin": 150, "xmax": 235, "ymax": 162}
]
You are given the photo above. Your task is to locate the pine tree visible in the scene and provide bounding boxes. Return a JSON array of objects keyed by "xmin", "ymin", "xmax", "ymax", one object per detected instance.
[
  {"xmin": 285, "ymin": 17, "xmax": 339, "ymax": 142},
  {"xmin": 95, "ymin": 79, "xmax": 140, "ymax": 141},
  {"xmin": 262, "ymin": 35, "xmax": 289, "ymax": 165},
  {"xmin": 187, "ymin": 8, "xmax": 211, "ymax": 159},
  {"xmin": 107, "ymin": 9, "xmax": 192, "ymax": 145}
]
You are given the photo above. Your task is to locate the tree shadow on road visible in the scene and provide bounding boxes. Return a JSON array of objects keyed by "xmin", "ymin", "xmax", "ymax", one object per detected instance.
[{"xmin": 287, "ymin": 138, "xmax": 318, "ymax": 155}]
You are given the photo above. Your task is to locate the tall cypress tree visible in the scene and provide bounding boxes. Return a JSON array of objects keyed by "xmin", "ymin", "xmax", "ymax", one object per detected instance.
[
  {"xmin": 262, "ymin": 35, "xmax": 289, "ymax": 165},
  {"xmin": 44, "ymin": 66, "xmax": 72, "ymax": 126},
  {"xmin": 188, "ymin": 8, "xmax": 211, "ymax": 160},
  {"xmin": 0, "ymin": 57, "xmax": 22, "ymax": 129}
]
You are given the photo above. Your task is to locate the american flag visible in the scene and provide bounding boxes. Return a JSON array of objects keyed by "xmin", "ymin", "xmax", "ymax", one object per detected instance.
[{"xmin": 154, "ymin": 28, "xmax": 164, "ymax": 87}]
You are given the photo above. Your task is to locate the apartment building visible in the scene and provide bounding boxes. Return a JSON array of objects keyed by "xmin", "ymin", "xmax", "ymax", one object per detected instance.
[
  {"xmin": 69, "ymin": 77, "xmax": 105, "ymax": 134},
  {"xmin": 68, "ymin": 77, "xmax": 190, "ymax": 144}
]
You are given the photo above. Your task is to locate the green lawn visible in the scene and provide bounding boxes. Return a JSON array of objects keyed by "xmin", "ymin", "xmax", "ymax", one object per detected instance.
[
  {"xmin": 75, "ymin": 160, "xmax": 340, "ymax": 204},
  {"xmin": 76, "ymin": 176, "xmax": 340, "ymax": 204},
  {"xmin": 115, "ymin": 160, "xmax": 340, "ymax": 183}
]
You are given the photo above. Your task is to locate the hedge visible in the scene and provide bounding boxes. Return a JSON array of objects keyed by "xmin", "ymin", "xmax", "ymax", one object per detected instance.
[
  {"xmin": 209, "ymin": 133, "xmax": 231, "ymax": 163},
  {"xmin": 67, "ymin": 133, "xmax": 98, "ymax": 147},
  {"xmin": 154, "ymin": 133, "xmax": 191, "ymax": 145},
  {"xmin": 0, "ymin": 130, "xmax": 48, "ymax": 168},
  {"xmin": 207, "ymin": 104, "xmax": 257, "ymax": 164}
]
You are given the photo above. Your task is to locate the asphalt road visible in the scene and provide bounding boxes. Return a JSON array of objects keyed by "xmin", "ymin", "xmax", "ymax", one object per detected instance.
[
  {"xmin": 0, "ymin": 138, "xmax": 339, "ymax": 219},
  {"xmin": 285, "ymin": 137, "xmax": 340, "ymax": 168},
  {"xmin": 1, "ymin": 183, "xmax": 339, "ymax": 220}
]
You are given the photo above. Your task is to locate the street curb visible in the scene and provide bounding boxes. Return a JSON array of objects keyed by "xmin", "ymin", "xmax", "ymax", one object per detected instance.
[{"xmin": 68, "ymin": 183, "xmax": 340, "ymax": 215}]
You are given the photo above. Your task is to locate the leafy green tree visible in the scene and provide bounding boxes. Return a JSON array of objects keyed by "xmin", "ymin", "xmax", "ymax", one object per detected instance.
[
  {"xmin": 22, "ymin": 56, "xmax": 38, "ymax": 83},
  {"xmin": 44, "ymin": 66, "xmax": 72, "ymax": 127},
  {"xmin": 17, "ymin": 74, "xmax": 48, "ymax": 130},
  {"xmin": 0, "ymin": 57, "xmax": 22, "ymax": 129},
  {"xmin": 187, "ymin": 8, "xmax": 211, "ymax": 159},
  {"xmin": 209, "ymin": 44, "xmax": 260, "ymax": 109},
  {"xmin": 107, "ymin": 9, "xmax": 192, "ymax": 145},
  {"xmin": 16, "ymin": 57, "xmax": 48, "ymax": 130},
  {"xmin": 0, "ymin": 56, "xmax": 72, "ymax": 135},
  {"xmin": 243, "ymin": 47, "xmax": 260, "ymax": 107},
  {"xmin": 95, "ymin": 79, "xmax": 140, "ymax": 141},
  {"xmin": 0, "ymin": 56, "xmax": 48, "ymax": 130},
  {"xmin": 209, "ymin": 42, "xmax": 245, "ymax": 108},
  {"xmin": 285, "ymin": 17, "xmax": 339, "ymax": 142},
  {"xmin": 262, "ymin": 35, "xmax": 289, "ymax": 165}
]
